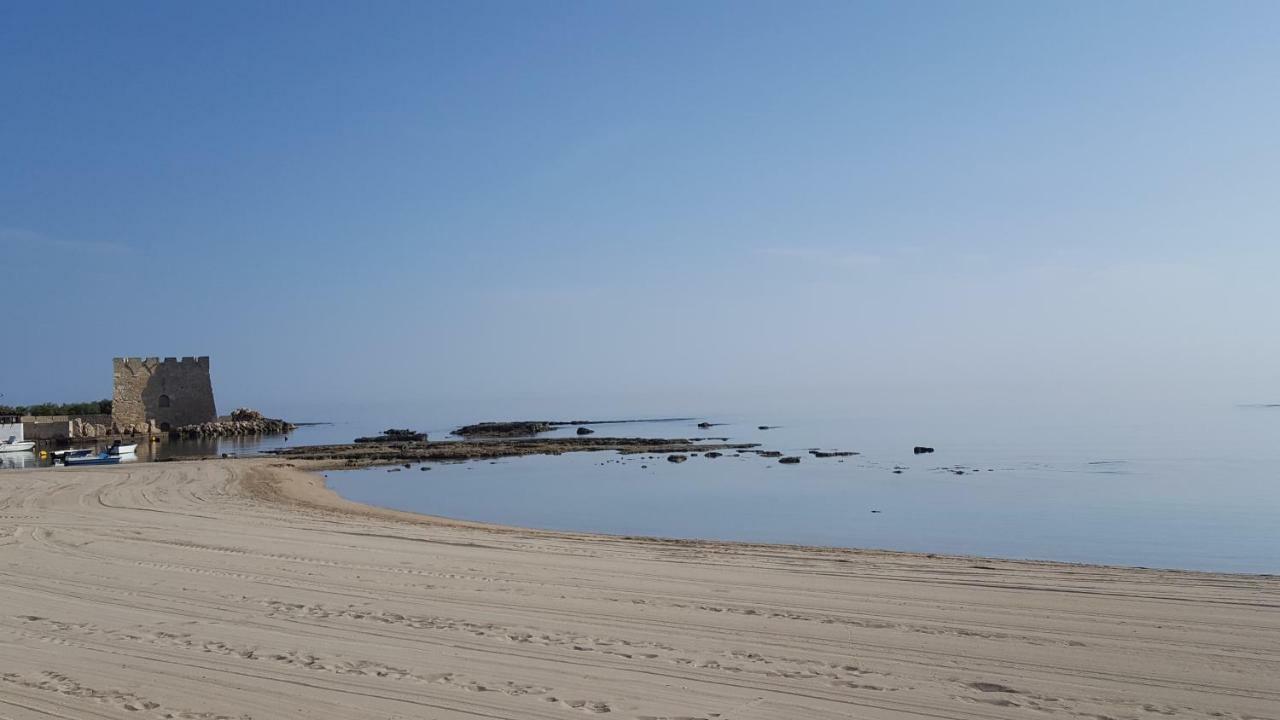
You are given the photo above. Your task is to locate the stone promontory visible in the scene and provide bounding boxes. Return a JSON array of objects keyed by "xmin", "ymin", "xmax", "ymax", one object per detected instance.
[
  {"xmin": 174, "ymin": 408, "xmax": 295, "ymax": 439},
  {"xmin": 271, "ymin": 436, "xmax": 757, "ymax": 467}
]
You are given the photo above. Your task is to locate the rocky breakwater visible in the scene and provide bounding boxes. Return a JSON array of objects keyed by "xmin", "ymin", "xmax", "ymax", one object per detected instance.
[
  {"xmin": 173, "ymin": 408, "xmax": 295, "ymax": 439},
  {"xmin": 270, "ymin": 436, "xmax": 758, "ymax": 468},
  {"xmin": 71, "ymin": 417, "xmax": 161, "ymax": 439}
]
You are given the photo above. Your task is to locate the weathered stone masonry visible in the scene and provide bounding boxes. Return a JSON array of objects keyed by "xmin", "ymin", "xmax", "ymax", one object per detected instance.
[{"xmin": 112, "ymin": 357, "xmax": 217, "ymax": 431}]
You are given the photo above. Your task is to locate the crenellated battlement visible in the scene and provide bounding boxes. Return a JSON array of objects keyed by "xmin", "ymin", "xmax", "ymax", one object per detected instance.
[{"xmin": 113, "ymin": 356, "xmax": 210, "ymax": 369}]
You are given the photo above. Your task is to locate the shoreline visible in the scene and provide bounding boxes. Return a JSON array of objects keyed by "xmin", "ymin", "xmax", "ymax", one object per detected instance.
[
  {"xmin": 1, "ymin": 458, "xmax": 1275, "ymax": 719},
  {"xmin": 299, "ymin": 458, "xmax": 1272, "ymax": 578}
]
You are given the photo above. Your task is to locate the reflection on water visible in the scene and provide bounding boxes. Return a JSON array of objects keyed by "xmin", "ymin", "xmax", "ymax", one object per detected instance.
[
  {"xmin": 0, "ymin": 424, "xmax": 341, "ymax": 469},
  {"xmin": 0, "ymin": 451, "xmax": 41, "ymax": 470}
]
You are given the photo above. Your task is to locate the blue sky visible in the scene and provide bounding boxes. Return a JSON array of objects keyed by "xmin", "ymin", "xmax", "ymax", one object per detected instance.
[{"xmin": 3, "ymin": 1, "xmax": 1278, "ymax": 421}]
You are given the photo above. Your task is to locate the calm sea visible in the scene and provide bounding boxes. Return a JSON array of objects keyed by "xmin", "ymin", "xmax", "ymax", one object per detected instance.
[{"xmin": 6, "ymin": 406, "xmax": 1278, "ymax": 573}]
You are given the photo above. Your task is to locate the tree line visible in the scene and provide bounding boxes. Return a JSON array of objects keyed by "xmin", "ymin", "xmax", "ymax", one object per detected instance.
[{"xmin": 0, "ymin": 400, "xmax": 113, "ymax": 417}]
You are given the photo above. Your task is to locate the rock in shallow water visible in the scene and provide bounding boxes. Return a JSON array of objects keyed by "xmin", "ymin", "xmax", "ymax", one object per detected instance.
[
  {"xmin": 175, "ymin": 415, "xmax": 296, "ymax": 439},
  {"xmin": 355, "ymin": 429, "xmax": 427, "ymax": 443}
]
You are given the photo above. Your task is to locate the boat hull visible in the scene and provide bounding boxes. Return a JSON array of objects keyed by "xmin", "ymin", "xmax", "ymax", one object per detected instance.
[
  {"xmin": 64, "ymin": 454, "xmax": 122, "ymax": 466},
  {"xmin": 0, "ymin": 441, "xmax": 36, "ymax": 453}
]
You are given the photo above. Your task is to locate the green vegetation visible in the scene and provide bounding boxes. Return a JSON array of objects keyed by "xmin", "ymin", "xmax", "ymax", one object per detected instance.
[{"xmin": 0, "ymin": 399, "xmax": 112, "ymax": 417}]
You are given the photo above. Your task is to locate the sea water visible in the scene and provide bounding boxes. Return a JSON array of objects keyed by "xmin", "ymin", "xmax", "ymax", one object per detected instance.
[
  {"xmin": 6, "ymin": 406, "xmax": 1277, "ymax": 573},
  {"xmin": 321, "ymin": 407, "xmax": 1280, "ymax": 574}
]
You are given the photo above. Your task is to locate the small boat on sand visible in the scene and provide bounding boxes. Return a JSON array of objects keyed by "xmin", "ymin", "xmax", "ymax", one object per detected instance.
[
  {"xmin": 107, "ymin": 442, "xmax": 138, "ymax": 456},
  {"xmin": 64, "ymin": 452, "xmax": 122, "ymax": 466},
  {"xmin": 0, "ymin": 436, "xmax": 36, "ymax": 453}
]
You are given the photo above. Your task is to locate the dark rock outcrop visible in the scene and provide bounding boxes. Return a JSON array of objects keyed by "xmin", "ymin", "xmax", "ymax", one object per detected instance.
[
  {"xmin": 454, "ymin": 421, "xmax": 557, "ymax": 438},
  {"xmin": 810, "ymin": 450, "xmax": 858, "ymax": 458},
  {"xmin": 913, "ymin": 446, "xmax": 935, "ymax": 454},
  {"xmin": 355, "ymin": 429, "xmax": 428, "ymax": 443},
  {"xmin": 453, "ymin": 417, "xmax": 699, "ymax": 438},
  {"xmin": 779, "ymin": 456, "xmax": 801, "ymax": 464},
  {"xmin": 174, "ymin": 411, "xmax": 295, "ymax": 439},
  {"xmin": 667, "ymin": 454, "xmax": 688, "ymax": 463},
  {"xmin": 576, "ymin": 427, "xmax": 595, "ymax": 435}
]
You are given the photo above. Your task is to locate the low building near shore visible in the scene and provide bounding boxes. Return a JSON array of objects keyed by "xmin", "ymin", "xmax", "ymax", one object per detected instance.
[{"xmin": 23, "ymin": 413, "xmax": 114, "ymax": 442}]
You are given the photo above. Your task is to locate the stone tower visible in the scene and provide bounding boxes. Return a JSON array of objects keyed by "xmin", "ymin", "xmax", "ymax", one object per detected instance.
[{"xmin": 112, "ymin": 357, "xmax": 217, "ymax": 431}]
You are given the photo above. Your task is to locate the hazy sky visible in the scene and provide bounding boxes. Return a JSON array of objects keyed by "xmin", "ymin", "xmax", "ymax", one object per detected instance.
[{"xmin": 3, "ymin": 1, "xmax": 1278, "ymax": 421}]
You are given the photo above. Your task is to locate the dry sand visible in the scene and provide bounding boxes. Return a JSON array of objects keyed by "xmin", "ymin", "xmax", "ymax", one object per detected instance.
[{"xmin": 0, "ymin": 459, "xmax": 1276, "ymax": 720}]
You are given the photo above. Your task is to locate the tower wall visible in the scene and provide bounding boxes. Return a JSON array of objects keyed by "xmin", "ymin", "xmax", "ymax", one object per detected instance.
[{"xmin": 112, "ymin": 356, "xmax": 217, "ymax": 430}]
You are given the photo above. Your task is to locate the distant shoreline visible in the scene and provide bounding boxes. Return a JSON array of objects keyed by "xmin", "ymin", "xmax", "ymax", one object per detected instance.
[{"xmin": 451, "ymin": 417, "xmax": 699, "ymax": 437}]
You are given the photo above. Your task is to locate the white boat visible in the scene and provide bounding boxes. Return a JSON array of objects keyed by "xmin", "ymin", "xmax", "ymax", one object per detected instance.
[
  {"xmin": 107, "ymin": 442, "xmax": 138, "ymax": 456},
  {"xmin": 0, "ymin": 436, "xmax": 36, "ymax": 453},
  {"xmin": 51, "ymin": 448, "xmax": 94, "ymax": 459}
]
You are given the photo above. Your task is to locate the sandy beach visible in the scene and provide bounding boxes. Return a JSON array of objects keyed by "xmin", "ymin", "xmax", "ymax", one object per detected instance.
[{"xmin": 0, "ymin": 459, "xmax": 1276, "ymax": 720}]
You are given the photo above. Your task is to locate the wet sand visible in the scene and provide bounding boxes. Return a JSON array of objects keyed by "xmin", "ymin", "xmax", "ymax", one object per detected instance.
[{"xmin": 0, "ymin": 459, "xmax": 1275, "ymax": 719}]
